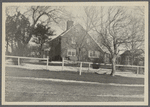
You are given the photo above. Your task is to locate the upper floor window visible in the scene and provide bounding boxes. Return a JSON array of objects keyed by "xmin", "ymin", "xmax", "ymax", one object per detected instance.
[
  {"xmin": 88, "ymin": 51, "xmax": 100, "ymax": 58},
  {"xmin": 95, "ymin": 51, "xmax": 100, "ymax": 58},
  {"xmin": 71, "ymin": 37, "xmax": 76, "ymax": 44},
  {"xmin": 87, "ymin": 38, "xmax": 90, "ymax": 44},
  {"xmin": 67, "ymin": 49, "xmax": 76, "ymax": 56}
]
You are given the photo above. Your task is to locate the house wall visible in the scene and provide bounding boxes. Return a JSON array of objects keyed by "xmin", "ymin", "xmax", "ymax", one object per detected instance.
[
  {"xmin": 49, "ymin": 37, "xmax": 61, "ymax": 60},
  {"xmin": 104, "ymin": 53, "xmax": 111, "ymax": 64},
  {"xmin": 61, "ymin": 24, "xmax": 105, "ymax": 62},
  {"xmin": 49, "ymin": 24, "xmax": 110, "ymax": 63}
]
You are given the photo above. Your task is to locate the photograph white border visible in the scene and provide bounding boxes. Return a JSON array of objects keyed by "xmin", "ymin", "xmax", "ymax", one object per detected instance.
[{"xmin": 2, "ymin": 2, "xmax": 149, "ymax": 105}]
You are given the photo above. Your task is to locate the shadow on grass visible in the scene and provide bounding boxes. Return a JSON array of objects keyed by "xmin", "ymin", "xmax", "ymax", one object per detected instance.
[{"xmin": 5, "ymin": 67, "xmax": 144, "ymax": 85}]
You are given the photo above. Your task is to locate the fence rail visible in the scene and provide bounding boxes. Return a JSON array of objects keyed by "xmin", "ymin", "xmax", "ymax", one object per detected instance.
[
  {"xmin": 5, "ymin": 55, "xmax": 49, "ymax": 69},
  {"xmin": 63, "ymin": 59, "xmax": 144, "ymax": 75},
  {"xmin": 5, "ymin": 55, "xmax": 47, "ymax": 60},
  {"xmin": 5, "ymin": 55, "xmax": 144, "ymax": 75},
  {"xmin": 63, "ymin": 59, "xmax": 144, "ymax": 68}
]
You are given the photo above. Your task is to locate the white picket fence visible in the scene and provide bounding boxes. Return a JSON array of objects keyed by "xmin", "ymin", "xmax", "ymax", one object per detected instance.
[
  {"xmin": 62, "ymin": 58, "xmax": 92, "ymax": 75},
  {"xmin": 5, "ymin": 55, "xmax": 144, "ymax": 75},
  {"xmin": 62, "ymin": 58, "xmax": 144, "ymax": 75},
  {"xmin": 5, "ymin": 55, "xmax": 49, "ymax": 69}
]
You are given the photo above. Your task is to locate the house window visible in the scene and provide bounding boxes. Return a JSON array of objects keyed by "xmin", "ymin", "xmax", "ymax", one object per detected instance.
[
  {"xmin": 87, "ymin": 38, "xmax": 90, "ymax": 44},
  {"xmin": 71, "ymin": 37, "xmax": 76, "ymax": 44},
  {"xmin": 67, "ymin": 49, "xmax": 76, "ymax": 56},
  {"xmin": 89, "ymin": 51, "xmax": 94, "ymax": 57},
  {"xmin": 95, "ymin": 51, "xmax": 100, "ymax": 58},
  {"xmin": 88, "ymin": 51, "xmax": 100, "ymax": 58}
]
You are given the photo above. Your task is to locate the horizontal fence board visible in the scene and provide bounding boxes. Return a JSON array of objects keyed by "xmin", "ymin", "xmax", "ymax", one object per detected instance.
[
  {"xmin": 64, "ymin": 60, "xmax": 144, "ymax": 68},
  {"xmin": 5, "ymin": 55, "xmax": 47, "ymax": 60},
  {"xmin": 115, "ymin": 64, "xmax": 144, "ymax": 68},
  {"xmin": 5, "ymin": 56, "xmax": 144, "ymax": 70}
]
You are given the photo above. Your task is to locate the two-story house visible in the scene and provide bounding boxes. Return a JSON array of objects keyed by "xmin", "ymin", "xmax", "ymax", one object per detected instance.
[{"xmin": 48, "ymin": 21, "xmax": 110, "ymax": 63}]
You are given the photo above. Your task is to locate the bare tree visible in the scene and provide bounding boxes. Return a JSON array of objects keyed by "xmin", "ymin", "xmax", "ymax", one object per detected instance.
[
  {"xmin": 124, "ymin": 16, "xmax": 144, "ymax": 50},
  {"xmin": 123, "ymin": 13, "xmax": 144, "ymax": 65},
  {"xmin": 56, "ymin": 8, "xmax": 76, "ymax": 31},
  {"xmin": 135, "ymin": 6, "xmax": 144, "ymax": 16},
  {"xmin": 24, "ymin": 6, "xmax": 64, "ymax": 44},
  {"xmin": 85, "ymin": 6, "xmax": 139, "ymax": 76}
]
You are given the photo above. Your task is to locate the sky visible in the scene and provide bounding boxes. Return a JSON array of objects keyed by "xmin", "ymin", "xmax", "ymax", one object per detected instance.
[
  {"xmin": 5, "ymin": 5, "xmax": 145, "ymax": 54},
  {"xmin": 5, "ymin": 6, "xmax": 143, "ymax": 33}
]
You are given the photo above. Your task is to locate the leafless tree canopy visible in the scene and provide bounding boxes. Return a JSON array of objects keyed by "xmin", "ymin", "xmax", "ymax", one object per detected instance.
[{"xmin": 81, "ymin": 6, "xmax": 144, "ymax": 76}]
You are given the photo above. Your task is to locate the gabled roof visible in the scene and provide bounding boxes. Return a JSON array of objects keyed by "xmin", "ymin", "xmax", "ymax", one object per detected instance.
[
  {"xmin": 50, "ymin": 23, "xmax": 110, "ymax": 54},
  {"xmin": 88, "ymin": 34, "xmax": 110, "ymax": 54},
  {"xmin": 49, "ymin": 24, "xmax": 77, "ymax": 41},
  {"xmin": 121, "ymin": 49, "xmax": 144, "ymax": 57}
]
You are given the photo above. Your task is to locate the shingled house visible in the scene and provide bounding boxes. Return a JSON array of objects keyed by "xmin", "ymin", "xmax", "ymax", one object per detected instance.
[{"xmin": 48, "ymin": 21, "xmax": 110, "ymax": 63}]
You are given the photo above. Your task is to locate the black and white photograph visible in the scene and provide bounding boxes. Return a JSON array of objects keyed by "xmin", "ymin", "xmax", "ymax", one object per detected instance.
[{"xmin": 2, "ymin": 2, "xmax": 148, "ymax": 105}]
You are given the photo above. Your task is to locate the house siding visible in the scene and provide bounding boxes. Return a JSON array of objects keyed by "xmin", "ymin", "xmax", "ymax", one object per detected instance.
[
  {"xmin": 49, "ymin": 24, "xmax": 110, "ymax": 63},
  {"xmin": 49, "ymin": 37, "xmax": 61, "ymax": 60},
  {"xmin": 61, "ymin": 24, "xmax": 104, "ymax": 62}
]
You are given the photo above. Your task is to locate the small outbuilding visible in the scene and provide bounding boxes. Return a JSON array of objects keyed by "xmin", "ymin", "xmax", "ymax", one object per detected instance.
[{"xmin": 120, "ymin": 49, "xmax": 144, "ymax": 66}]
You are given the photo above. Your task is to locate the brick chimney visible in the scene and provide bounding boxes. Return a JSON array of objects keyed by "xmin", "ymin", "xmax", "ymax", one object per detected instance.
[{"xmin": 66, "ymin": 20, "xmax": 74, "ymax": 30}]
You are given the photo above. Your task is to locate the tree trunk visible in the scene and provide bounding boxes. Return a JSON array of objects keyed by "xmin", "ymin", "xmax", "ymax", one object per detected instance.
[
  {"xmin": 40, "ymin": 43, "xmax": 43, "ymax": 58},
  {"xmin": 110, "ymin": 56, "xmax": 117, "ymax": 76},
  {"xmin": 78, "ymin": 48, "xmax": 81, "ymax": 61},
  {"xmin": 11, "ymin": 40, "xmax": 14, "ymax": 54},
  {"xmin": 6, "ymin": 40, "xmax": 9, "ymax": 55}
]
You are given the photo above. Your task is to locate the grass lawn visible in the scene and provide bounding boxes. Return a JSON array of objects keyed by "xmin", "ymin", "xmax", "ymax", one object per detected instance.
[
  {"xmin": 5, "ymin": 67, "xmax": 144, "ymax": 102},
  {"xmin": 5, "ymin": 77, "xmax": 144, "ymax": 102},
  {"xmin": 5, "ymin": 67, "xmax": 144, "ymax": 84}
]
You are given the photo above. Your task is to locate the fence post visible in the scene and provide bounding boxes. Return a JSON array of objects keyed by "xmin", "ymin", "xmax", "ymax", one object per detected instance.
[
  {"xmin": 79, "ymin": 62, "xmax": 82, "ymax": 75},
  {"xmin": 88, "ymin": 63, "xmax": 90, "ymax": 72},
  {"xmin": 18, "ymin": 57, "xmax": 20, "ymax": 65},
  {"xmin": 137, "ymin": 67, "xmax": 139, "ymax": 74},
  {"xmin": 46, "ymin": 56, "xmax": 49, "ymax": 69},
  {"xmin": 62, "ymin": 57, "xmax": 64, "ymax": 71}
]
